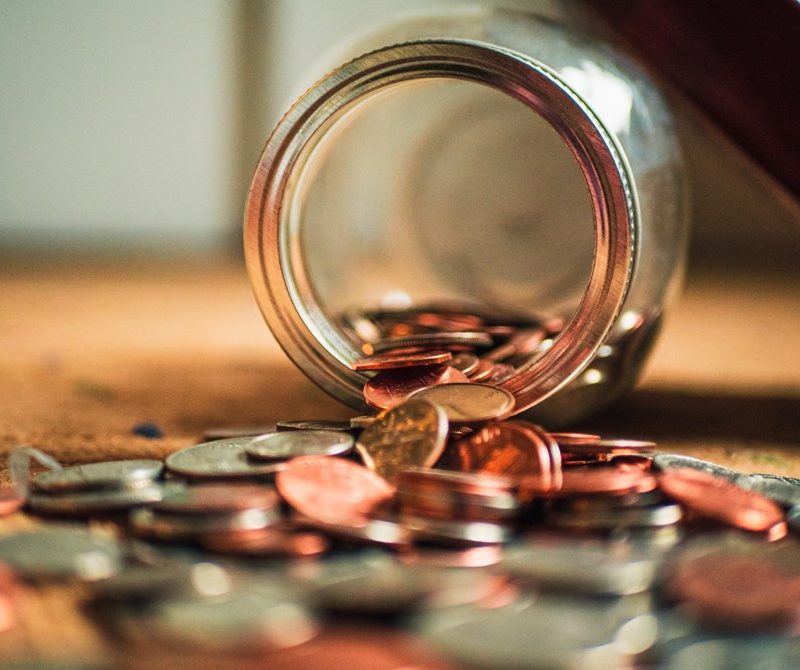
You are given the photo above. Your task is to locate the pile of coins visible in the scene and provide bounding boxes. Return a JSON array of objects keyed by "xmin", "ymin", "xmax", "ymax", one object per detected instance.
[{"xmin": 0, "ymin": 304, "xmax": 798, "ymax": 666}]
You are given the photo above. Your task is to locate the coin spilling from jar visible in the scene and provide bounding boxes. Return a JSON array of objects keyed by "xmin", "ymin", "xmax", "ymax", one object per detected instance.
[{"xmin": 1, "ymin": 303, "xmax": 799, "ymax": 667}]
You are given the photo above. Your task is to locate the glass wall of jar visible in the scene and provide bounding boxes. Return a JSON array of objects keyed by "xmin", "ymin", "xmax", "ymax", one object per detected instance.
[{"xmin": 244, "ymin": 6, "xmax": 688, "ymax": 426}]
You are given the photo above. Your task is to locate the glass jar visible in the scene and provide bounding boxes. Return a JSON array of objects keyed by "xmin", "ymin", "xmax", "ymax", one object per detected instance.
[{"xmin": 244, "ymin": 6, "xmax": 687, "ymax": 426}]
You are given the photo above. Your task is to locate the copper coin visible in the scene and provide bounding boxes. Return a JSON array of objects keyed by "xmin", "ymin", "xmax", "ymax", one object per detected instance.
[
  {"xmin": 200, "ymin": 527, "xmax": 329, "ymax": 557},
  {"xmin": 657, "ymin": 467, "xmax": 785, "ymax": 533},
  {"xmin": 276, "ymin": 456, "xmax": 395, "ymax": 526},
  {"xmin": 0, "ymin": 487, "xmax": 24, "ymax": 516},
  {"xmin": 467, "ymin": 358, "xmax": 496, "ymax": 382},
  {"xmin": 152, "ymin": 483, "xmax": 280, "ymax": 515},
  {"xmin": 448, "ymin": 422, "xmax": 552, "ymax": 487},
  {"xmin": 484, "ymin": 328, "xmax": 546, "ymax": 362},
  {"xmin": 523, "ymin": 464, "xmax": 656, "ymax": 498},
  {"xmin": 448, "ymin": 352, "xmax": 480, "ymax": 376},
  {"xmin": 669, "ymin": 551, "xmax": 800, "ymax": 630},
  {"xmin": 363, "ymin": 365, "xmax": 469, "ymax": 410},
  {"xmin": 368, "ymin": 331, "xmax": 493, "ymax": 355},
  {"xmin": 549, "ymin": 432, "xmax": 602, "ymax": 445},
  {"xmin": 397, "ymin": 467, "xmax": 515, "ymax": 496},
  {"xmin": 409, "ymin": 383, "xmax": 516, "ymax": 424},
  {"xmin": 558, "ymin": 439, "xmax": 657, "ymax": 456},
  {"xmin": 352, "ymin": 350, "xmax": 453, "ymax": 371},
  {"xmin": 355, "ymin": 399, "xmax": 448, "ymax": 483}
]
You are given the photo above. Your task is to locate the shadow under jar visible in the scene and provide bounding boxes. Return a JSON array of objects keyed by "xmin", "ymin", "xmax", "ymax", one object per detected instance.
[{"xmin": 244, "ymin": 7, "xmax": 688, "ymax": 426}]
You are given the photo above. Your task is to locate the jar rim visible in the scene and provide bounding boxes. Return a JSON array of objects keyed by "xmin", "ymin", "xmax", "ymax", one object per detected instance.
[{"xmin": 244, "ymin": 38, "xmax": 636, "ymax": 414}]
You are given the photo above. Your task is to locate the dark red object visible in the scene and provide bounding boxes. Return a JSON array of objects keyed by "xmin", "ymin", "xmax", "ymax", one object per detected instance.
[{"xmin": 588, "ymin": 0, "xmax": 800, "ymax": 200}]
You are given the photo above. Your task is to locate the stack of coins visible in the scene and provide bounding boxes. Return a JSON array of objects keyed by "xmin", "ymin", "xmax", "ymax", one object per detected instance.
[{"xmin": 28, "ymin": 459, "xmax": 166, "ymax": 515}]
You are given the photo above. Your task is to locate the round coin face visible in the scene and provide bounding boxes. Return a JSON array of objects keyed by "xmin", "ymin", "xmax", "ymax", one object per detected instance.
[
  {"xmin": 409, "ymin": 383, "xmax": 515, "ymax": 424},
  {"xmin": 363, "ymin": 365, "xmax": 469, "ymax": 410},
  {"xmin": 164, "ymin": 438, "xmax": 284, "ymax": 480},
  {"xmin": 657, "ymin": 468, "xmax": 785, "ymax": 534},
  {"xmin": 247, "ymin": 430, "xmax": 354, "ymax": 461},
  {"xmin": 355, "ymin": 399, "xmax": 448, "ymax": 483},
  {"xmin": 0, "ymin": 528, "xmax": 121, "ymax": 581},
  {"xmin": 276, "ymin": 456, "xmax": 394, "ymax": 526},
  {"xmin": 32, "ymin": 459, "xmax": 164, "ymax": 494}
]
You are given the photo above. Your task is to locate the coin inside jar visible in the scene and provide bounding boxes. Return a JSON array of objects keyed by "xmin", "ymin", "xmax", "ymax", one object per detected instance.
[
  {"xmin": 409, "ymin": 383, "xmax": 515, "ymax": 424},
  {"xmin": 246, "ymin": 430, "xmax": 355, "ymax": 461},
  {"xmin": 362, "ymin": 365, "xmax": 469, "ymax": 410},
  {"xmin": 352, "ymin": 350, "xmax": 453, "ymax": 371}
]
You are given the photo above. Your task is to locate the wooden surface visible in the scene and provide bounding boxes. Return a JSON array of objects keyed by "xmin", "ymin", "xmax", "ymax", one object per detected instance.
[{"xmin": 0, "ymin": 257, "xmax": 798, "ymax": 665}]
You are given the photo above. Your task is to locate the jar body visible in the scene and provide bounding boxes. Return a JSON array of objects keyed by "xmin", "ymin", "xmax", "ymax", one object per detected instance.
[{"xmin": 244, "ymin": 6, "xmax": 688, "ymax": 426}]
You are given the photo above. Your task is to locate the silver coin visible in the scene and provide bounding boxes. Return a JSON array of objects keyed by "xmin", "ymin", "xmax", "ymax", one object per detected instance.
[
  {"xmin": 409, "ymin": 383, "xmax": 516, "ymax": 423},
  {"xmin": 548, "ymin": 502, "xmax": 683, "ymax": 531},
  {"xmin": 140, "ymin": 587, "xmax": 318, "ymax": 651},
  {"xmin": 414, "ymin": 598, "xmax": 629, "ymax": 670},
  {"xmin": 202, "ymin": 425, "xmax": 275, "ymax": 441},
  {"xmin": 164, "ymin": 438, "xmax": 285, "ymax": 479},
  {"xmin": 736, "ymin": 473, "xmax": 800, "ymax": 508},
  {"xmin": 0, "ymin": 528, "xmax": 121, "ymax": 581},
  {"xmin": 402, "ymin": 515, "xmax": 511, "ymax": 546},
  {"xmin": 28, "ymin": 484, "xmax": 168, "ymax": 515},
  {"xmin": 653, "ymin": 453, "xmax": 741, "ymax": 481},
  {"xmin": 502, "ymin": 539, "xmax": 660, "ymax": 596},
  {"xmin": 129, "ymin": 507, "xmax": 279, "ymax": 541},
  {"xmin": 246, "ymin": 430, "xmax": 354, "ymax": 461},
  {"xmin": 88, "ymin": 562, "xmax": 204, "ymax": 604},
  {"xmin": 276, "ymin": 420, "xmax": 356, "ymax": 433},
  {"xmin": 32, "ymin": 459, "xmax": 163, "ymax": 494},
  {"xmin": 350, "ymin": 415, "xmax": 379, "ymax": 429}
]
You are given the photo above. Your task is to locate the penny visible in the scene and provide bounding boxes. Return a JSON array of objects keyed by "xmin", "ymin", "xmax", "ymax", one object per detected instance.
[
  {"xmin": 352, "ymin": 350, "xmax": 453, "ymax": 371},
  {"xmin": 164, "ymin": 438, "xmax": 285, "ymax": 480},
  {"xmin": 557, "ymin": 439, "xmax": 657, "ymax": 459},
  {"xmin": 409, "ymin": 383, "xmax": 515, "ymax": 424},
  {"xmin": 484, "ymin": 327, "xmax": 546, "ymax": 362},
  {"xmin": 366, "ymin": 331, "xmax": 493, "ymax": 355},
  {"xmin": 0, "ymin": 486, "xmax": 24, "ymax": 516},
  {"xmin": 549, "ymin": 432, "xmax": 602, "ymax": 445},
  {"xmin": 355, "ymin": 399, "xmax": 448, "ymax": 483},
  {"xmin": 363, "ymin": 365, "xmax": 469, "ymax": 410},
  {"xmin": 523, "ymin": 464, "xmax": 656, "ymax": 498},
  {"xmin": 32, "ymin": 459, "xmax": 163, "ymax": 494},
  {"xmin": 447, "ymin": 353, "xmax": 480, "ymax": 376},
  {"xmin": 397, "ymin": 467, "xmax": 516, "ymax": 496},
  {"xmin": 276, "ymin": 456, "xmax": 395, "ymax": 526},
  {"xmin": 28, "ymin": 484, "xmax": 167, "ymax": 515},
  {"xmin": 292, "ymin": 515, "xmax": 411, "ymax": 548},
  {"xmin": 447, "ymin": 422, "xmax": 552, "ymax": 488},
  {"xmin": 152, "ymin": 483, "xmax": 280, "ymax": 515},
  {"xmin": 0, "ymin": 528, "xmax": 121, "ymax": 581},
  {"xmin": 247, "ymin": 430, "xmax": 354, "ymax": 461},
  {"xmin": 276, "ymin": 420, "xmax": 355, "ymax": 433},
  {"xmin": 397, "ymin": 483, "xmax": 518, "ymax": 522},
  {"xmin": 657, "ymin": 468, "xmax": 785, "ymax": 534},
  {"xmin": 466, "ymin": 358, "xmax": 497, "ymax": 383}
]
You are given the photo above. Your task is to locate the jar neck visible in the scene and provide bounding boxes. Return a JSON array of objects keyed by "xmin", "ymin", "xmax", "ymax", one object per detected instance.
[{"xmin": 244, "ymin": 39, "xmax": 637, "ymax": 414}]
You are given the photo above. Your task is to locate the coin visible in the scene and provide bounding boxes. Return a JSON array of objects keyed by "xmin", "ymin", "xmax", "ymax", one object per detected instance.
[
  {"xmin": 447, "ymin": 353, "xmax": 480, "ymax": 376},
  {"xmin": 466, "ymin": 358, "xmax": 497, "ymax": 382},
  {"xmin": 367, "ymin": 331, "xmax": 493, "ymax": 355},
  {"xmin": 350, "ymin": 415, "xmax": 381, "ymax": 429},
  {"xmin": 484, "ymin": 327, "xmax": 546, "ymax": 362},
  {"xmin": 657, "ymin": 468, "xmax": 786, "ymax": 535},
  {"xmin": 558, "ymin": 439, "xmax": 657, "ymax": 457},
  {"xmin": 363, "ymin": 365, "xmax": 469, "ymax": 410},
  {"xmin": 653, "ymin": 453, "xmax": 741, "ymax": 481},
  {"xmin": 353, "ymin": 351, "xmax": 453, "ymax": 371},
  {"xmin": 202, "ymin": 425, "xmax": 276, "ymax": 441},
  {"xmin": 292, "ymin": 515, "xmax": 412, "ymax": 548},
  {"xmin": 409, "ymin": 383, "xmax": 515, "ymax": 423},
  {"xmin": 164, "ymin": 438, "xmax": 285, "ymax": 479},
  {"xmin": 549, "ymin": 432, "xmax": 602, "ymax": 445},
  {"xmin": 0, "ymin": 486, "xmax": 24, "ymax": 516},
  {"xmin": 247, "ymin": 430, "xmax": 354, "ymax": 461},
  {"xmin": 129, "ymin": 507, "xmax": 278, "ymax": 541},
  {"xmin": 200, "ymin": 527, "xmax": 330, "ymax": 557},
  {"xmin": 548, "ymin": 502, "xmax": 683, "ymax": 531},
  {"xmin": 502, "ymin": 539, "xmax": 660, "ymax": 595},
  {"xmin": 736, "ymin": 473, "xmax": 800, "ymax": 508},
  {"xmin": 28, "ymin": 484, "xmax": 167, "ymax": 515},
  {"xmin": 276, "ymin": 420, "xmax": 355, "ymax": 433},
  {"xmin": 355, "ymin": 399, "xmax": 448, "ymax": 483},
  {"xmin": 0, "ymin": 528, "xmax": 121, "ymax": 581},
  {"xmin": 401, "ymin": 515, "xmax": 511, "ymax": 546},
  {"xmin": 523, "ymin": 464, "xmax": 656, "ymax": 498},
  {"xmin": 447, "ymin": 422, "xmax": 552, "ymax": 488},
  {"xmin": 276, "ymin": 456, "xmax": 395, "ymax": 526},
  {"xmin": 32, "ymin": 459, "xmax": 164, "ymax": 494},
  {"xmin": 152, "ymin": 483, "xmax": 280, "ymax": 515}
]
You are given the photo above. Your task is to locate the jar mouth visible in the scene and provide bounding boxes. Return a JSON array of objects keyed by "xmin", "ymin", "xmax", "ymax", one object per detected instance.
[{"xmin": 244, "ymin": 39, "xmax": 636, "ymax": 414}]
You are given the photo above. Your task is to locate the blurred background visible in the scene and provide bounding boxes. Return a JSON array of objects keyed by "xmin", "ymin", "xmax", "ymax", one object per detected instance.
[{"xmin": 2, "ymin": 0, "xmax": 799, "ymax": 268}]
